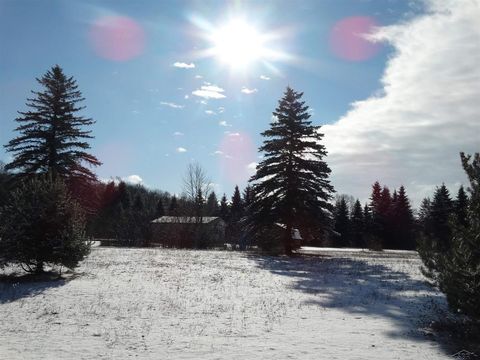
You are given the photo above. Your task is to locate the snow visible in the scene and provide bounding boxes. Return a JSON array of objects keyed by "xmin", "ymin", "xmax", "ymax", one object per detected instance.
[{"xmin": 0, "ymin": 247, "xmax": 454, "ymax": 359}]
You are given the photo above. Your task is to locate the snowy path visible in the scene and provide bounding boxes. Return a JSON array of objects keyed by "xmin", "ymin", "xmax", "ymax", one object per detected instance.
[{"xmin": 0, "ymin": 248, "xmax": 452, "ymax": 359}]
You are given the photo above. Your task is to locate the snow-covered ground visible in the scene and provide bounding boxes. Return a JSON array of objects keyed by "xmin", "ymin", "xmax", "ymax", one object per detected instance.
[{"xmin": 0, "ymin": 247, "xmax": 454, "ymax": 359}]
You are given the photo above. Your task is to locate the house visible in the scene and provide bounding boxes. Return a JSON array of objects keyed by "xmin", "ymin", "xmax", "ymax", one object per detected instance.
[{"xmin": 151, "ymin": 216, "xmax": 226, "ymax": 248}]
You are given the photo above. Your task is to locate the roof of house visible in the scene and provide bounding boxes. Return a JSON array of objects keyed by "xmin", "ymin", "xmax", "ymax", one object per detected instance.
[{"xmin": 151, "ymin": 216, "xmax": 222, "ymax": 224}]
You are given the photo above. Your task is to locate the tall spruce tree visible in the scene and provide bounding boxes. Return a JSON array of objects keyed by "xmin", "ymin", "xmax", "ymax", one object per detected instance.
[
  {"xmin": 219, "ymin": 194, "xmax": 229, "ymax": 221},
  {"xmin": 454, "ymin": 185, "xmax": 469, "ymax": 228},
  {"xmin": 429, "ymin": 184, "xmax": 454, "ymax": 250},
  {"xmin": 4, "ymin": 65, "xmax": 100, "ymax": 182},
  {"xmin": 350, "ymin": 199, "xmax": 364, "ymax": 248},
  {"xmin": 205, "ymin": 191, "xmax": 219, "ymax": 216},
  {"xmin": 247, "ymin": 87, "xmax": 334, "ymax": 254},
  {"xmin": 419, "ymin": 153, "xmax": 480, "ymax": 320},
  {"xmin": 333, "ymin": 197, "xmax": 350, "ymax": 247},
  {"xmin": 390, "ymin": 186, "xmax": 415, "ymax": 249}
]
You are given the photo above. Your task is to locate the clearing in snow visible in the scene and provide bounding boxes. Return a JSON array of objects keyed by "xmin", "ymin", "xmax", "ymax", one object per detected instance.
[{"xmin": 0, "ymin": 247, "xmax": 456, "ymax": 359}]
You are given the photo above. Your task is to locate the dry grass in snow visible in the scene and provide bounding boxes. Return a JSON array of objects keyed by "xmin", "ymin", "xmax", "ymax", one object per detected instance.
[{"xmin": 0, "ymin": 247, "xmax": 456, "ymax": 359}]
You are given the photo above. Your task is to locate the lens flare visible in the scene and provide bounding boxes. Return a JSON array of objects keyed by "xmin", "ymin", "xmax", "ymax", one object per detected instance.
[
  {"xmin": 330, "ymin": 16, "xmax": 380, "ymax": 61},
  {"xmin": 89, "ymin": 16, "xmax": 145, "ymax": 61}
]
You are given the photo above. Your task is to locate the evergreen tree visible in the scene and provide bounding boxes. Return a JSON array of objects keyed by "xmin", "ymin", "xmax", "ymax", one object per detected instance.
[
  {"xmin": 168, "ymin": 195, "xmax": 178, "ymax": 215},
  {"xmin": 350, "ymin": 199, "xmax": 364, "ymax": 248},
  {"xmin": 391, "ymin": 186, "xmax": 415, "ymax": 249},
  {"xmin": 454, "ymin": 185, "xmax": 469, "ymax": 228},
  {"xmin": 369, "ymin": 182, "xmax": 390, "ymax": 249},
  {"xmin": 242, "ymin": 185, "xmax": 253, "ymax": 208},
  {"xmin": 205, "ymin": 191, "xmax": 219, "ymax": 216},
  {"xmin": 4, "ymin": 65, "xmax": 100, "ymax": 183},
  {"xmin": 230, "ymin": 185, "xmax": 243, "ymax": 219},
  {"xmin": 155, "ymin": 198, "xmax": 165, "ymax": 218},
  {"xmin": 333, "ymin": 197, "xmax": 350, "ymax": 247},
  {"xmin": 247, "ymin": 87, "xmax": 334, "ymax": 254},
  {"xmin": 0, "ymin": 176, "xmax": 90, "ymax": 273},
  {"xmin": 429, "ymin": 184, "xmax": 454, "ymax": 250},
  {"xmin": 219, "ymin": 193, "xmax": 229, "ymax": 221},
  {"xmin": 419, "ymin": 153, "xmax": 480, "ymax": 320}
]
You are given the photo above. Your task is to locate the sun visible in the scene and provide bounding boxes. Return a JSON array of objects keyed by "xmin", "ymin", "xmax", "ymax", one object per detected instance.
[{"xmin": 209, "ymin": 19, "xmax": 267, "ymax": 69}]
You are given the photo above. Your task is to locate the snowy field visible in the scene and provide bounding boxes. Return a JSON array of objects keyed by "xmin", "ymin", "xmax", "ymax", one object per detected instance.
[{"xmin": 0, "ymin": 247, "xmax": 455, "ymax": 359}]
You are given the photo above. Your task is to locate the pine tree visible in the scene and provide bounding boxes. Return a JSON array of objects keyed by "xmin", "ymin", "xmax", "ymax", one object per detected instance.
[
  {"xmin": 205, "ymin": 191, "xmax": 219, "ymax": 216},
  {"xmin": 219, "ymin": 194, "xmax": 229, "ymax": 221},
  {"xmin": 168, "ymin": 195, "xmax": 178, "ymax": 215},
  {"xmin": 429, "ymin": 184, "xmax": 454, "ymax": 250},
  {"xmin": 230, "ymin": 185, "xmax": 243, "ymax": 220},
  {"xmin": 391, "ymin": 186, "xmax": 415, "ymax": 249},
  {"xmin": 4, "ymin": 65, "xmax": 100, "ymax": 183},
  {"xmin": 454, "ymin": 185, "xmax": 469, "ymax": 228},
  {"xmin": 0, "ymin": 176, "xmax": 90, "ymax": 273},
  {"xmin": 333, "ymin": 197, "xmax": 350, "ymax": 247},
  {"xmin": 419, "ymin": 153, "xmax": 480, "ymax": 320},
  {"xmin": 155, "ymin": 198, "xmax": 165, "ymax": 218},
  {"xmin": 247, "ymin": 87, "xmax": 334, "ymax": 254},
  {"xmin": 350, "ymin": 199, "xmax": 364, "ymax": 248}
]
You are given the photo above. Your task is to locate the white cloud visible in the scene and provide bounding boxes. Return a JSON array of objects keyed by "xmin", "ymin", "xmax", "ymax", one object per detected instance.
[
  {"xmin": 241, "ymin": 87, "xmax": 258, "ymax": 95},
  {"xmin": 195, "ymin": 75, "xmax": 203, "ymax": 79},
  {"xmin": 192, "ymin": 84, "xmax": 226, "ymax": 99},
  {"xmin": 219, "ymin": 120, "xmax": 231, "ymax": 127},
  {"xmin": 160, "ymin": 101, "xmax": 184, "ymax": 109},
  {"xmin": 218, "ymin": 107, "xmax": 225, "ymax": 113},
  {"xmin": 212, "ymin": 150, "xmax": 224, "ymax": 156},
  {"xmin": 176, "ymin": 147, "xmax": 187, "ymax": 153},
  {"xmin": 123, "ymin": 175, "xmax": 143, "ymax": 185},
  {"xmin": 205, "ymin": 110, "xmax": 216, "ymax": 115},
  {"xmin": 173, "ymin": 62, "xmax": 195, "ymax": 69},
  {"xmin": 260, "ymin": 75, "xmax": 270, "ymax": 80},
  {"xmin": 322, "ymin": 0, "xmax": 480, "ymax": 206},
  {"xmin": 184, "ymin": 95, "xmax": 189, "ymax": 99},
  {"xmin": 173, "ymin": 131, "xmax": 184, "ymax": 136}
]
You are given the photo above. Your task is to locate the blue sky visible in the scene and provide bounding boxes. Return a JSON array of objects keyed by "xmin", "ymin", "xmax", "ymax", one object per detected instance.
[{"xmin": 1, "ymin": 0, "xmax": 478, "ymax": 206}]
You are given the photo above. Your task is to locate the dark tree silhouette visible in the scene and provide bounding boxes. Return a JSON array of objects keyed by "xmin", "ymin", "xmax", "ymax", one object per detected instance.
[
  {"xmin": 350, "ymin": 199, "xmax": 364, "ymax": 248},
  {"xmin": 454, "ymin": 185, "xmax": 469, "ymax": 228},
  {"xmin": 205, "ymin": 191, "xmax": 219, "ymax": 216},
  {"xmin": 390, "ymin": 186, "xmax": 415, "ymax": 249},
  {"xmin": 4, "ymin": 65, "xmax": 100, "ymax": 183},
  {"xmin": 333, "ymin": 197, "xmax": 350, "ymax": 247},
  {"xmin": 247, "ymin": 87, "xmax": 334, "ymax": 254},
  {"xmin": 219, "ymin": 193, "xmax": 229, "ymax": 221}
]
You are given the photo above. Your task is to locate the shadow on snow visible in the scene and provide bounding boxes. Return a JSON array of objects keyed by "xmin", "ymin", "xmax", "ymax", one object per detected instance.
[{"xmin": 249, "ymin": 252, "xmax": 455, "ymax": 354}]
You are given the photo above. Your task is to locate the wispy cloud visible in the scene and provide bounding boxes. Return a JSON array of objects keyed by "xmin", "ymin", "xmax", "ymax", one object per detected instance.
[
  {"xmin": 219, "ymin": 120, "xmax": 232, "ymax": 127},
  {"xmin": 205, "ymin": 110, "xmax": 217, "ymax": 115},
  {"xmin": 160, "ymin": 101, "xmax": 184, "ymax": 109},
  {"xmin": 322, "ymin": 0, "xmax": 480, "ymax": 206},
  {"xmin": 173, "ymin": 62, "xmax": 195, "ymax": 69},
  {"xmin": 195, "ymin": 75, "xmax": 203, "ymax": 79},
  {"xmin": 241, "ymin": 87, "xmax": 258, "ymax": 95},
  {"xmin": 260, "ymin": 75, "xmax": 270, "ymax": 80},
  {"xmin": 176, "ymin": 147, "xmax": 187, "ymax": 153},
  {"xmin": 192, "ymin": 84, "xmax": 226, "ymax": 99},
  {"xmin": 173, "ymin": 131, "xmax": 184, "ymax": 136},
  {"xmin": 212, "ymin": 150, "xmax": 224, "ymax": 156}
]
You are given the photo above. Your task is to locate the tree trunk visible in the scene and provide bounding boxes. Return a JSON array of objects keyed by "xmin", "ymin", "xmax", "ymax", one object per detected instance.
[{"xmin": 284, "ymin": 223, "xmax": 293, "ymax": 256}]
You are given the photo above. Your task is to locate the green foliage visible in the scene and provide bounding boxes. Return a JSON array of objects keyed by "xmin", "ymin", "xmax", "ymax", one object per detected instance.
[
  {"xmin": 0, "ymin": 176, "xmax": 90, "ymax": 273},
  {"xmin": 418, "ymin": 152, "xmax": 480, "ymax": 320},
  {"xmin": 4, "ymin": 65, "xmax": 100, "ymax": 183},
  {"xmin": 247, "ymin": 87, "xmax": 334, "ymax": 254}
]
